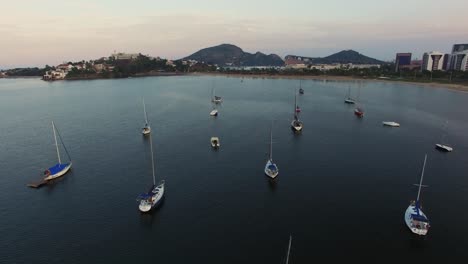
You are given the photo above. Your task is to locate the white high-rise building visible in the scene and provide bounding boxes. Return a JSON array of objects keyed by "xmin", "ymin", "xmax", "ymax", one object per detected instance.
[
  {"xmin": 448, "ymin": 44, "xmax": 468, "ymax": 71},
  {"xmin": 450, "ymin": 50, "xmax": 468, "ymax": 72},
  {"xmin": 421, "ymin": 51, "xmax": 445, "ymax": 71}
]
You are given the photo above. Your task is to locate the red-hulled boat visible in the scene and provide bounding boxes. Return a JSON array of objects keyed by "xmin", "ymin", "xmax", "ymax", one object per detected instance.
[
  {"xmin": 354, "ymin": 108, "xmax": 364, "ymax": 117},
  {"xmin": 295, "ymin": 106, "xmax": 301, "ymax": 113}
]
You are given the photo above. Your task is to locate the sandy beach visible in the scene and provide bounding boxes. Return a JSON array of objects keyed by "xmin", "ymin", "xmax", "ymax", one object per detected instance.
[{"xmin": 193, "ymin": 72, "xmax": 468, "ymax": 93}]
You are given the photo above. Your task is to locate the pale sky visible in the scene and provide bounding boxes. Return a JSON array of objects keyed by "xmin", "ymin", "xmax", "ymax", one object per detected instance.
[{"xmin": 1, "ymin": 0, "xmax": 467, "ymax": 68}]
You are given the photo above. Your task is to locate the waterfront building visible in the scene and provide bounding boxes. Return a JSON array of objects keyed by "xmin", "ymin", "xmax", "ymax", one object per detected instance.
[
  {"xmin": 421, "ymin": 51, "xmax": 445, "ymax": 71},
  {"xmin": 448, "ymin": 44, "xmax": 468, "ymax": 71},
  {"xmin": 450, "ymin": 50, "xmax": 468, "ymax": 71},
  {"xmin": 395, "ymin": 53, "xmax": 412, "ymax": 72}
]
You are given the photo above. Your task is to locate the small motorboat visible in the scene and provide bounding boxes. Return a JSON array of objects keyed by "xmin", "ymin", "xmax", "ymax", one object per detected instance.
[
  {"xmin": 382, "ymin": 121, "xmax": 400, "ymax": 127},
  {"xmin": 435, "ymin": 144, "xmax": 453, "ymax": 152},
  {"xmin": 211, "ymin": 137, "xmax": 220, "ymax": 148},
  {"xmin": 354, "ymin": 108, "xmax": 364, "ymax": 117},
  {"xmin": 210, "ymin": 109, "xmax": 218, "ymax": 116}
]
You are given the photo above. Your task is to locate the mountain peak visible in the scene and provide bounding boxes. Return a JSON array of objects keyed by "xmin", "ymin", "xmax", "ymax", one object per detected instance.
[
  {"xmin": 323, "ymin": 50, "xmax": 384, "ymax": 64},
  {"xmin": 183, "ymin": 44, "xmax": 284, "ymax": 66}
]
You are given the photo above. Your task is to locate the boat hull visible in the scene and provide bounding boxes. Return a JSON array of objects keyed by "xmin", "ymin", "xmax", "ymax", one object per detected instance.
[
  {"xmin": 382, "ymin": 122, "xmax": 400, "ymax": 127},
  {"xmin": 210, "ymin": 110, "xmax": 218, "ymax": 116},
  {"xmin": 264, "ymin": 160, "xmax": 279, "ymax": 179},
  {"xmin": 435, "ymin": 144, "xmax": 453, "ymax": 152},
  {"xmin": 211, "ymin": 137, "xmax": 220, "ymax": 148},
  {"xmin": 344, "ymin": 99, "xmax": 355, "ymax": 104},
  {"xmin": 44, "ymin": 163, "xmax": 72, "ymax": 181},
  {"xmin": 142, "ymin": 127, "xmax": 151, "ymax": 135},
  {"xmin": 404, "ymin": 205, "xmax": 429, "ymax": 236},
  {"xmin": 291, "ymin": 120, "xmax": 303, "ymax": 132},
  {"xmin": 139, "ymin": 182, "xmax": 165, "ymax": 213},
  {"xmin": 354, "ymin": 109, "xmax": 364, "ymax": 117}
]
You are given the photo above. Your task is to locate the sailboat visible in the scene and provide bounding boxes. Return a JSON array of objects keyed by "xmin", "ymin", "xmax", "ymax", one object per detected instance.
[
  {"xmin": 404, "ymin": 154, "xmax": 430, "ymax": 236},
  {"xmin": 435, "ymin": 121, "xmax": 453, "ymax": 152},
  {"xmin": 354, "ymin": 83, "xmax": 364, "ymax": 117},
  {"xmin": 285, "ymin": 235, "xmax": 292, "ymax": 264},
  {"xmin": 137, "ymin": 131, "xmax": 165, "ymax": 213},
  {"xmin": 211, "ymin": 85, "xmax": 222, "ymax": 104},
  {"xmin": 291, "ymin": 89, "xmax": 303, "ymax": 132},
  {"xmin": 344, "ymin": 86, "xmax": 356, "ymax": 104},
  {"xmin": 264, "ymin": 121, "xmax": 279, "ymax": 179},
  {"xmin": 299, "ymin": 80, "xmax": 304, "ymax": 95},
  {"xmin": 43, "ymin": 121, "xmax": 72, "ymax": 181},
  {"xmin": 142, "ymin": 99, "xmax": 151, "ymax": 135}
]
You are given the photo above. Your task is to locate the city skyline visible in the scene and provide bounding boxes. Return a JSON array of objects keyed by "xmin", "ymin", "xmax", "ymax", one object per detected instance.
[{"xmin": 1, "ymin": 0, "xmax": 468, "ymax": 68}]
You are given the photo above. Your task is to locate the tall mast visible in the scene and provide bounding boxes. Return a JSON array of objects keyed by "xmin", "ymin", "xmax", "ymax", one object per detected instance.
[
  {"xmin": 416, "ymin": 154, "xmax": 427, "ymax": 201},
  {"xmin": 149, "ymin": 132, "xmax": 156, "ymax": 186},
  {"xmin": 294, "ymin": 89, "xmax": 297, "ymax": 118},
  {"xmin": 211, "ymin": 81, "xmax": 215, "ymax": 99},
  {"xmin": 52, "ymin": 121, "xmax": 61, "ymax": 164},
  {"xmin": 441, "ymin": 121, "xmax": 448, "ymax": 144},
  {"xmin": 285, "ymin": 235, "xmax": 292, "ymax": 264},
  {"xmin": 269, "ymin": 121, "xmax": 273, "ymax": 160},
  {"xmin": 143, "ymin": 99, "xmax": 148, "ymax": 124}
]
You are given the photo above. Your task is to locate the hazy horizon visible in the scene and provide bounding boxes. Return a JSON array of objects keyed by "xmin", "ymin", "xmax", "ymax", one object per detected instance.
[{"xmin": 1, "ymin": 0, "xmax": 468, "ymax": 69}]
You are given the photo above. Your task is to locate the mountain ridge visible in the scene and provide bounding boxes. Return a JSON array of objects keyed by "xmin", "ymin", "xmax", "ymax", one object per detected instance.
[
  {"xmin": 183, "ymin": 44, "xmax": 284, "ymax": 67},
  {"xmin": 286, "ymin": 50, "xmax": 386, "ymax": 65}
]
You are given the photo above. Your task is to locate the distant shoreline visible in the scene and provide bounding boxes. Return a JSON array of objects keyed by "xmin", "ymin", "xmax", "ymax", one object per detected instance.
[
  {"xmin": 193, "ymin": 72, "xmax": 468, "ymax": 93},
  {"xmin": 3, "ymin": 72, "xmax": 468, "ymax": 92}
]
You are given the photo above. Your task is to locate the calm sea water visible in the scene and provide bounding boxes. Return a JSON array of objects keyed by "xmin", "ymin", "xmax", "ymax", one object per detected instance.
[{"xmin": 0, "ymin": 76, "xmax": 467, "ymax": 263}]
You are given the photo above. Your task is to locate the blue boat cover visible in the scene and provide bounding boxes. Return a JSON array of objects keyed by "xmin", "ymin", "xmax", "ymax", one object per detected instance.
[
  {"xmin": 47, "ymin": 163, "xmax": 70, "ymax": 175},
  {"xmin": 411, "ymin": 214, "xmax": 428, "ymax": 222},
  {"xmin": 138, "ymin": 185, "xmax": 156, "ymax": 199},
  {"xmin": 268, "ymin": 164, "xmax": 278, "ymax": 171}
]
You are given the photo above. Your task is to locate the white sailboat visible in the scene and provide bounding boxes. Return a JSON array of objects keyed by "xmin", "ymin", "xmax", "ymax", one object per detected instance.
[
  {"xmin": 264, "ymin": 122, "xmax": 279, "ymax": 179},
  {"xmin": 137, "ymin": 131, "xmax": 165, "ymax": 213},
  {"xmin": 344, "ymin": 86, "xmax": 355, "ymax": 104},
  {"xmin": 354, "ymin": 83, "xmax": 364, "ymax": 117},
  {"xmin": 43, "ymin": 121, "xmax": 72, "ymax": 181},
  {"xmin": 291, "ymin": 89, "xmax": 303, "ymax": 132},
  {"xmin": 435, "ymin": 121, "xmax": 453, "ymax": 152},
  {"xmin": 299, "ymin": 80, "xmax": 304, "ymax": 95},
  {"xmin": 404, "ymin": 154, "xmax": 430, "ymax": 236},
  {"xmin": 211, "ymin": 85, "xmax": 222, "ymax": 104},
  {"xmin": 209, "ymin": 86, "xmax": 219, "ymax": 116},
  {"xmin": 141, "ymin": 99, "xmax": 151, "ymax": 135}
]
